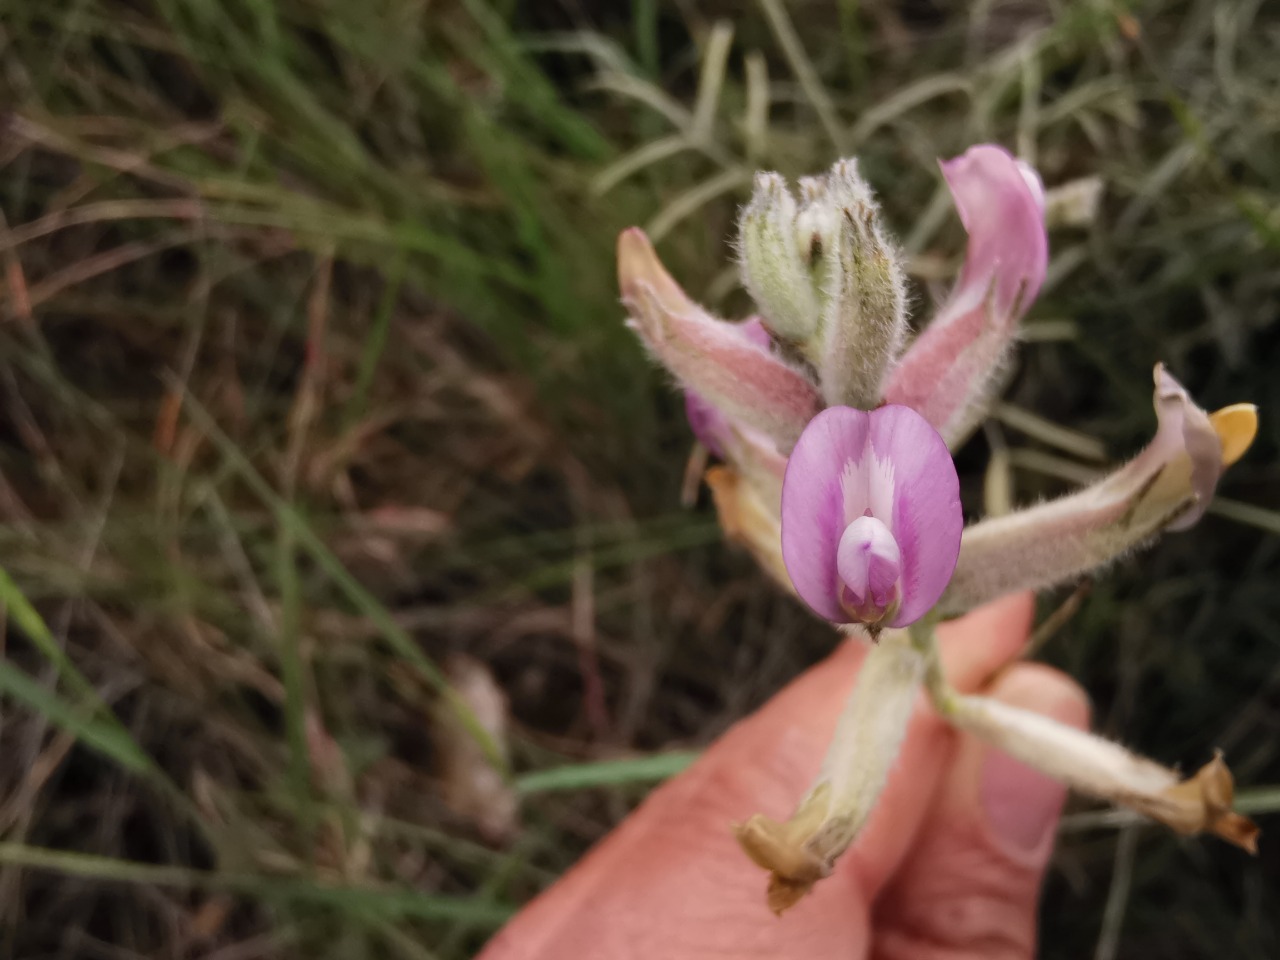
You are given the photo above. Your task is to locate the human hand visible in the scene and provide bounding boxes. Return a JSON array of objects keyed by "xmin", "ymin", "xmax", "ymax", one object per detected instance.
[{"xmin": 478, "ymin": 593, "xmax": 1089, "ymax": 960}]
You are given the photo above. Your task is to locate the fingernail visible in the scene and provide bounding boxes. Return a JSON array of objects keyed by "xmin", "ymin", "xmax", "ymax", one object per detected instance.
[{"xmin": 980, "ymin": 746, "xmax": 1067, "ymax": 855}]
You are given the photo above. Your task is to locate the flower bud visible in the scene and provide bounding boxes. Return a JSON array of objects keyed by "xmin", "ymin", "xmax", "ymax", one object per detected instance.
[
  {"xmin": 738, "ymin": 161, "xmax": 909, "ymax": 410},
  {"xmin": 737, "ymin": 173, "xmax": 822, "ymax": 344},
  {"xmin": 812, "ymin": 160, "xmax": 909, "ymax": 410}
]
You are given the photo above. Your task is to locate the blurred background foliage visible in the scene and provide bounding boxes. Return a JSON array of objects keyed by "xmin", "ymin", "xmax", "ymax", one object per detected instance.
[{"xmin": 0, "ymin": 0, "xmax": 1278, "ymax": 957}]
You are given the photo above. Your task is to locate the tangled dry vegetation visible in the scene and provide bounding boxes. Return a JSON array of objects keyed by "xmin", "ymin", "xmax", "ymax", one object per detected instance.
[{"xmin": 0, "ymin": 1, "xmax": 1278, "ymax": 958}]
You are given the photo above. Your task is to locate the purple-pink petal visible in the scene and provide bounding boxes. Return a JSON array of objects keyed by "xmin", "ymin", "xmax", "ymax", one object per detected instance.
[
  {"xmin": 737, "ymin": 316, "xmax": 774, "ymax": 351},
  {"xmin": 866, "ymin": 405, "xmax": 964, "ymax": 626},
  {"xmin": 684, "ymin": 390, "xmax": 731, "ymax": 457},
  {"xmin": 780, "ymin": 406, "xmax": 872, "ymax": 622},
  {"xmin": 881, "ymin": 145, "xmax": 1048, "ymax": 448},
  {"xmin": 941, "ymin": 147, "xmax": 1047, "ymax": 321}
]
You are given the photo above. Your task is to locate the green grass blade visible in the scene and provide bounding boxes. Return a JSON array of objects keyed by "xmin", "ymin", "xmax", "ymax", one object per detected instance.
[
  {"xmin": 0, "ymin": 662, "xmax": 153, "ymax": 776},
  {"xmin": 0, "ymin": 566, "xmax": 93, "ymax": 697},
  {"xmin": 0, "ymin": 843, "xmax": 515, "ymax": 926},
  {"xmin": 515, "ymin": 750, "xmax": 699, "ymax": 795},
  {"xmin": 0, "ymin": 567, "xmax": 175, "ymax": 792},
  {"xmin": 346, "ymin": 251, "xmax": 406, "ymax": 428}
]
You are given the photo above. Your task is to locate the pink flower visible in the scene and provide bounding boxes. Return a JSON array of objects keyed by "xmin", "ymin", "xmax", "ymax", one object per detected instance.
[
  {"xmin": 780, "ymin": 405, "xmax": 963, "ymax": 628},
  {"xmin": 614, "ymin": 142, "xmax": 1260, "ymax": 914},
  {"xmin": 619, "ymin": 144, "xmax": 1252, "ymax": 626}
]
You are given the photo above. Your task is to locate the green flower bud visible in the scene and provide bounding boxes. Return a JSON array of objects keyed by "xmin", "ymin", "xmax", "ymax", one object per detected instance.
[
  {"xmin": 812, "ymin": 160, "xmax": 908, "ymax": 410},
  {"xmin": 737, "ymin": 172, "xmax": 820, "ymax": 344},
  {"xmin": 736, "ymin": 160, "xmax": 908, "ymax": 410}
]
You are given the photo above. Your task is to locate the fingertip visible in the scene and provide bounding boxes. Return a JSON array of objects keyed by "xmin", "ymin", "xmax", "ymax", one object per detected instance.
[{"xmin": 949, "ymin": 591, "xmax": 1036, "ymax": 646}]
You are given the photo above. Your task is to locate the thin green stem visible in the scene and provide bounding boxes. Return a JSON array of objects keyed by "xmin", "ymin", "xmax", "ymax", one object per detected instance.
[{"xmin": 907, "ymin": 615, "xmax": 957, "ymax": 717}]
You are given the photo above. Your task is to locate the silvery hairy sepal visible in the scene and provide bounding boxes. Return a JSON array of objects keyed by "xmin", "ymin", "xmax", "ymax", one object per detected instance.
[
  {"xmin": 737, "ymin": 160, "xmax": 908, "ymax": 411},
  {"xmin": 618, "ymin": 228, "xmax": 823, "ymax": 454},
  {"xmin": 940, "ymin": 365, "xmax": 1257, "ymax": 615}
]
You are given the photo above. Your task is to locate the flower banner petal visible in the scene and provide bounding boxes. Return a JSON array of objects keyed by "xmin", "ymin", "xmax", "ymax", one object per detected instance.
[
  {"xmin": 780, "ymin": 406, "xmax": 872, "ymax": 621},
  {"xmin": 781, "ymin": 405, "xmax": 961, "ymax": 627}
]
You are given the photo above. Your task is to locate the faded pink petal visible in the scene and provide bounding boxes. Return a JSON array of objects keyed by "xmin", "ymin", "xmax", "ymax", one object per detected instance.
[
  {"xmin": 781, "ymin": 405, "xmax": 962, "ymax": 628},
  {"xmin": 683, "ymin": 319, "xmax": 774, "ymax": 458},
  {"xmin": 619, "ymin": 229, "xmax": 823, "ymax": 453},
  {"xmin": 684, "ymin": 390, "xmax": 731, "ymax": 458},
  {"xmin": 881, "ymin": 145, "xmax": 1048, "ymax": 448},
  {"xmin": 941, "ymin": 365, "xmax": 1226, "ymax": 614}
]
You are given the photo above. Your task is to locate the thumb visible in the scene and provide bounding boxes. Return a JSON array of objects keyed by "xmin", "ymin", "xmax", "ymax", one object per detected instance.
[
  {"xmin": 476, "ymin": 594, "xmax": 1036, "ymax": 960},
  {"xmin": 873, "ymin": 663, "xmax": 1090, "ymax": 960}
]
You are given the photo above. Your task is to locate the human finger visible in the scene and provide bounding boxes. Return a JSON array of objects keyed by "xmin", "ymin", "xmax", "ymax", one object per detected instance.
[{"xmin": 476, "ymin": 593, "xmax": 1036, "ymax": 960}]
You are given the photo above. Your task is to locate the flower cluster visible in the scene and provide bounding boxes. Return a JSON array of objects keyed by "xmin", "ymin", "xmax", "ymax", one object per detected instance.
[{"xmin": 619, "ymin": 145, "xmax": 1259, "ymax": 913}]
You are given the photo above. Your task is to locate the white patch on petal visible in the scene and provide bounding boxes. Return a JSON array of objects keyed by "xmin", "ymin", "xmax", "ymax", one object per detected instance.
[
  {"xmin": 840, "ymin": 456, "xmax": 870, "ymax": 525},
  {"xmin": 837, "ymin": 515, "xmax": 902, "ymax": 607},
  {"xmin": 840, "ymin": 449, "xmax": 896, "ymax": 530},
  {"xmin": 867, "ymin": 449, "xmax": 896, "ymax": 530},
  {"xmin": 1017, "ymin": 160, "xmax": 1047, "ymax": 213}
]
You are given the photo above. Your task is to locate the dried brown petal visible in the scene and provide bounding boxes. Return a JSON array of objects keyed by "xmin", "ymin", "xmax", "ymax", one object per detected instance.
[
  {"xmin": 733, "ymin": 784, "xmax": 833, "ymax": 915},
  {"xmin": 1134, "ymin": 752, "xmax": 1259, "ymax": 853},
  {"xmin": 435, "ymin": 655, "xmax": 519, "ymax": 843},
  {"xmin": 765, "ymin": 874, "xmax": 816, "ymax": 916}
]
